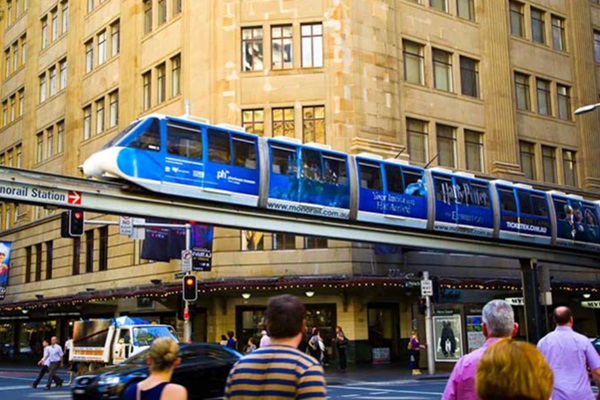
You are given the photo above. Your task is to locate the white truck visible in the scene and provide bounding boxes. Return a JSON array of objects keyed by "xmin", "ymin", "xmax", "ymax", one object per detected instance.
[{"xmin": 70, "ymin": 317, "xmax": 178, "ymax": 368}]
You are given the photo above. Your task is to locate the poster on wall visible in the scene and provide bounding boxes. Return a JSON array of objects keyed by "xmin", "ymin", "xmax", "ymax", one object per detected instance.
[
  {"xmin": 466, "ymin": 315, "xmax": 485, "ymax": 353},
  {"xmin": 0, "ymin": 241, "xmax": 12, "ymax": 300},
  {"xmin": 433, "ymin": 309, "xmax": 463, "ymax": 362}
]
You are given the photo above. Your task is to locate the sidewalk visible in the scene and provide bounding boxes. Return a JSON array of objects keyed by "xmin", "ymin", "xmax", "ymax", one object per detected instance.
[{"xmin": 324, "ymin": 362, "xmax": 450, "ymax": 385}]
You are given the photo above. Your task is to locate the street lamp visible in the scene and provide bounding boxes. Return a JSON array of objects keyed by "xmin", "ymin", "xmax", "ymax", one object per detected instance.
[{"xmin": 574, "ymin": 102, "xmax": 600, "ymax": 115}]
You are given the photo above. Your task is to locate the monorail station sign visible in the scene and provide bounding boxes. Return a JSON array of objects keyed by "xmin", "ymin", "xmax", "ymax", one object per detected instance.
[
  {"xmin": 0, "ymin": 184, "xmax": 82, "ymax": 205},
  {"xmin": 581, "ymin": 301, "xmax": 600, "ymax": 309}
]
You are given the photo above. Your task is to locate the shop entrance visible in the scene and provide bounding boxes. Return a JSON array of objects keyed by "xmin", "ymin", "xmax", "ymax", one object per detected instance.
[{"xmin": 368, "ymin": 303, "xmax": 400, "ymax": 362}]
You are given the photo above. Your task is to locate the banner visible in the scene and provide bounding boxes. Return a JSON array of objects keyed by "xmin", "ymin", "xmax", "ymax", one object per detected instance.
[
  {"xmin": 141, "ymin": 220, "xmax": 213, "ymax": 271},
  {"xmin": 433, "ymin": 310, "xmax": 463, "ymax": 362},
  {"xmin": 0, "ymin": 242, "xmax": 12, "ymax": 300}
]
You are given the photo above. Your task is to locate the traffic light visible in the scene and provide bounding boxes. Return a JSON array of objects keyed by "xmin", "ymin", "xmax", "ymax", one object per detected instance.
[
  {"xmin": 60, "ymin": 209, "xmax": 85, "ymax": 238},
  {"xmin": 182, "ymin": 275, "xmax": 197, "ymax": 302},
  {"xmin": 418, "ymin": 298, "xmax": 427, "ymax": 315}
]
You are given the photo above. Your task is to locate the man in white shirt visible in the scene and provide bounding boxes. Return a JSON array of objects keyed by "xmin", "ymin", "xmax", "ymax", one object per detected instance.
[
  {"xmin": 259, "ymin": 330, "xmax": 271, "ymax": 347},
  {"xmin": 40, "ymin": 336, "xmax": 64, "ymax": 390}
]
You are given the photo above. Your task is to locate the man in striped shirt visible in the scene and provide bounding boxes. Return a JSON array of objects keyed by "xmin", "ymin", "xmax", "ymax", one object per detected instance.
[{"xmin": 224, "ymin": 294, "xmax": 327, "ymax": 399}]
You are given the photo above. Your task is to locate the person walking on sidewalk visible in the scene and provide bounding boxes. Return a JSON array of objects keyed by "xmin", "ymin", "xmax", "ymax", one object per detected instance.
[
  {"xmin": 32, "ymin": 339, "xmax": 60, "ymax": 389},
  {"xmin": 334, "ymin": 325, "xmax": 348, "ymax": 372},
  {"xmin": 224, "ymin": 294, "xmax": 326, "ymax": 399},
  {"xmin": 537, "ymin": 306, "xmax": 600, "ymax": 400},
  {"xmin": 408, "ymin": 330, "xmax": 426, "ymax": 375},
  {"xmin": 442, "ymin": 299, "xmax": 518, "ymax": 400},
  {"xmin": 41, "ymin": 336, "xmax": 64, "ymax": 390}
]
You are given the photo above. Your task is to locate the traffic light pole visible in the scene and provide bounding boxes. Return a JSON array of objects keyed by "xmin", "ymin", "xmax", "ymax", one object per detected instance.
[
  {"xmin": 423, "ymin": 271, "xmax": 435, "ymax": 375},
  {"xmin": 183, "ymin": 224, "xmax": 191, "ymax": 344}
]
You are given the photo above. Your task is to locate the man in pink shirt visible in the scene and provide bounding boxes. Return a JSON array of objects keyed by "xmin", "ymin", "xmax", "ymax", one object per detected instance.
[
  {"xmin": 442, "ymin": 300, "xmax": 518, "ymax": 400},
  {"xmin": 537, "ymin": 306, "xmax": 600, "ymax": 400}
]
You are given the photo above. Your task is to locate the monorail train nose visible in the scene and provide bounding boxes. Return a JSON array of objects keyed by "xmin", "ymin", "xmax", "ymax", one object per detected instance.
[{"xmin": 82, "ymin": 147, "xmax": 122, "ymax": 178}]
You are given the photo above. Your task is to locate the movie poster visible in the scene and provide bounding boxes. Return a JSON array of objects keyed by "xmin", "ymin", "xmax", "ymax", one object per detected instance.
[
  {"xmin": 433, "ymin": 310, "xmax": 463, "ymax": 362},
  {"xmin": 0, "ymin": 242, "xmax": 12, "ymax": 300},
  {"xmin": 466, "ymin": 315, "xmax": 485, "ymax": 353}
]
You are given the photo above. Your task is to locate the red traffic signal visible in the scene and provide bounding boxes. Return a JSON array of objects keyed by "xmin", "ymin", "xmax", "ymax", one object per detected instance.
[
  {"xmin": 60, "ymin": 209, "xmax": 85, "ymax": 238},
  {"xmin": 182, "ymin": 275, "xmax": 197, "ymax": 302}
]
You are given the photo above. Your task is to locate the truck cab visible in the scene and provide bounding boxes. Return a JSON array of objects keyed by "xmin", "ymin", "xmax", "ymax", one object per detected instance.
[{"xmin": 112, "ymin": 324, "xmax": 178, "ymax": 364}]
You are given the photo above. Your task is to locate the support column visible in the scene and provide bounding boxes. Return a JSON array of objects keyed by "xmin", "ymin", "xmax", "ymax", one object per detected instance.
[{"xmin": 520, "ymin": 258, "xmax": 543, "ymax": 344}]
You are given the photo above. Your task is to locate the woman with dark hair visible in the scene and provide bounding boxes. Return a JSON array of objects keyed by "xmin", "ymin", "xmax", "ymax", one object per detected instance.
[
  {"xmin": 334, "ymin": 326, "xmax": 348, "ymax": 372},
  {"xmin": 121, "ymin": 337, "xmax": 187, "ymax": 400},
  {"xmin": 226, "ymin": 331, "xmax": 237, "ymax": 351}
]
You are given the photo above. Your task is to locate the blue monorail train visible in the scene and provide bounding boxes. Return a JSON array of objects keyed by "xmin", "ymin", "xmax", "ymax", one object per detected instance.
[{"xmin": 82, "ymin": 114, "xmax": 600, "ymax": 252}]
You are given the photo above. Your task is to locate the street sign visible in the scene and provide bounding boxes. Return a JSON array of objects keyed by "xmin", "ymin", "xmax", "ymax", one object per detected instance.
[
  {"xmin": 129, "ymin": 217, "xmax": 146, "ymax": 240},
  {"xmin": 421, "ymin": 279, "xmax": 433, "ymax": 297},
  {"xmin": 181, "ymin": 250, "xmax": 192, "ymax": 272},
  {"xmin": 67, "ymin": 191, "xmax": 82, "ymax": 205},
  {"xmin": 174, "ymin": 272, "xmax": 186, "ymax": 279},
  {"xmin": 505, "ymin": 297, "xmax": 524, "ymax": 306},
  {"xmin": 119, "ymin": 216, "xmax": 134, "ymax": 236}
]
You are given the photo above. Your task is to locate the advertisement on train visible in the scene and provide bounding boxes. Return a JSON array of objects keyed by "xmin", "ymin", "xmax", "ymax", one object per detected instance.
[
  {"xmin": 0, "ymin": 241, "xmax": 10, "ymax": 300},
  {"xmin": 553, "ymin": 196, "xmax": 600, "ymax": 250}
]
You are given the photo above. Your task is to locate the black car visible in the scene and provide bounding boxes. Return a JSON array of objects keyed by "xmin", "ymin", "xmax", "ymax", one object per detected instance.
[{"xmin": 72, "ymin": 343, "xmax": 241, "ymax": 400}]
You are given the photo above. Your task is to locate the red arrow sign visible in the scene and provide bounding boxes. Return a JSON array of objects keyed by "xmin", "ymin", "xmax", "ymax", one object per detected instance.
[{"xmin": 67, "ymin": 191, "xmax": 82, "ymax": 205}]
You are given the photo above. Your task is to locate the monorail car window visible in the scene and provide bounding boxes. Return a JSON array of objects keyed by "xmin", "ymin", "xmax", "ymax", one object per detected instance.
[
  {"xmin": 498, "ymin": 188, "xmax": 517, "ymax": 212},
  {"xmin": 358, "ymin": 162, "xmax": 382, "ymax": 190},
  {"xmin": 302, "ymin": 149, "xmax": 322, "ymax": 181},
  {"xmin": 271, "ymin": 145, "xmax": 297, "ymax": 175},
  {"xmin": 403, "ymin": 169, "xmax": 425, "ymax": 196},
  {"xmin": 517, "ymin": 190, "xmax": 534, "ymax": 215},
  {"xmin": 207, "ymin": 129, "xmax": 231, "ymax": 164},
  {"xmin": 469, "ymin": 182, "xmax": 490, "ymax": 208},
  {"xmin": 232, "ymin": 136, "xmax": 257, "ymax": 169},
  {"xmin": 103, "ymin": 120, "xmax": 141, "ymax": 149},
  {"xmin": 384, "ymin": 165, "xmax": 403, "ymax": 194},
  {"xmin": 434, "ymin": 176, "xmax": 452, "ymax": 203},
  {"xmin": 166, "ymin": 123, "xmax": 202, "ymax": 159},
  {"xmin": 323, "ymin": 155, "xmax": 347, "ymax": 184},
  {"xmin": 553, "ymin": 198, "xmax": 568, "ymax": 220},
  {"xmin": 129, "ymin": 118, "xmax": 160, "ymax": 151},
  {"xmin": 531, "ymin": 193, "xmax": 548, "ymax": 217}
]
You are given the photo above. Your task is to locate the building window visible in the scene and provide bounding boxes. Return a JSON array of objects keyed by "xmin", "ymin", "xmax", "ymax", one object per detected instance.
[
  {"xmin": 542, "ymin": 145, "xmax": 556, "ymax": 183},
  {"xmin": 430, "ymin": 0, "xmax": 447, "ymax": 12},
  {"xmin": 563, "ymin": 150, "xmax": 577, "ymax": 187},
  {"xmin": 12, "ymin": 44, "xmax": 18, "ymax": 71},
  {"xmin": 174, "ymin": 0, "xmax": 182, "ymax": 15},
  {"xmin": 301, "ymin": 23, "xmax": 323, "ymax": 68},
  {"xmin": 457, "ymin": 0, "xmax": 474, "ymax": 21},
  {"xmin": 536, "ymin": 78, "xmax": 551, "ymax": 116},
  {"xmin": 46, "ymin": 127, "xmax": 53, "ymax": 158},
  {"xmin": 96, "ymin": 98, "xmax": 105, "ymax": 134},
  {"xmin": 72, "ymin": 237, "xmax": 81, "ymax": 276},
  {"xmin": 531, "ymin": 8, "xmax": 545, "ymax": 44},
  {"xmin": 171, "ymin": 55, "xmax": 180, "ymax": 96},
  {"xmin": 520, "ymin": 141, "xmax": 536, "ymax": 180},
  {"xmin": 87, "ymin": 0, "xmax": 94, "ymax": 13},
  {"xmin": 515, "ymin": 72, "xmax": 530, "ymax": 111},
  {"xmin": 551, "ymin": 16, "xmax": 565, "ymax": 51},
  {"xmin": 305, "ymin": 236, "xmax": 327, "ymax": 249},
  {"xmin": 7, "ymin": 1, "xmax": 12, "ymax": 26},
  {"xmin": 302, "ymin": 106, "xmax": 325, "ymax": 144},
  {"xmin": 460, "ymin": 56, "xmax": 479, "ymax": 98},
  {"xmin": 36, "ymin": 132, "xmax": 43, "ymax": 162},
  {"xmin": 59, "ymin": 59, "xmax": 67, "ymax": 90},
  {"xmin": 407, "ymin": 118, "xmax": 429, "ymax": 165},
  {"xmin": 111, "ymin": 21, "xmax": 120, "ymax": 57},
  {"xmin": 403, "ymin": 40, "xmax": 425, "ymax": 85},
  {"xmin": 158, "ymin": 0, "xmax": 167, "ymax": 25},
  {"xmin": 24, "ymin": 246, "xmax": 32, "ymax": 283},
  {"xmin": 242, "ymin": 109, "xmax": 264, "ymax": 136},
  {"xmin": 433, "ymin": 49, "xmax": 453, "ymax": 92},
  {"xmin": 99, "ymin": 226, "xmax": 108, "ymax": 271},
  {"xmin": 35, "ymin": 243, "xmax": 42, "ymax": 282},
  {"xmin": 57, "ymin": 121, "xmax": 64, "ymax": 153},
  {"xmin": 49, "ymin": 67, "xmax": 57, "ymax": 96},
  {"xmin": 143, "ymin": 71, "xmax": 151, "ymax": 110},
  {"xmin": 85, "ymin": 230, "xmax": 94, "ymax": 273},
  {"xmin": 273, "ymin": 233, "xmax": 295, "ymax": 250},
  {"xmin": 45, "ymin": 241, "xmax": 53, "ymax": 280},
  {"xmin": 156, "ymin": 63, "xmax": 166, "ymax": 104},
  {"xmin": 272, "ymin": 107, "xmax": 295, "ymax": 137},
  {"xmin": 15, "ymin": 144, "xmax": 21, "ymax": 167},
  {"xmin": 242, "ymin": 231, "xmax": 264, "ymax": 251},
  {"xmin": 271, "ymin": 25, "xmax": 293, "ymax": 70},
  {"xmin": 97, "ymin": 30, "xmax": 106, "ymax": 65},
  {"xmin": 594, "ymin": 31, "xmax": 600, "ymax": 63},
  {"xmin": 557, "ymin": 84, "xmax": 571, "ymax": 121},
  {"xmin": 143, "ymin": 0, "xmax": 153, "ymax": 34},
  {"xmin": 242, "ymin": 27, "xmax": 264, "ymax": 71},
  {"xmin": 10, "ymin": 96, "xmax": 15, "ymax": 122},
  {"xmin": 437, "ymin": 124, "xmax": 456, "ymax": 168},
  {"xmin": 4, "ymin": 50, "xmax": 9, "ymax": 78},
  {"xmin": 2, "ymin": 101, "xmax": 7, "ymax": 127},
  {"xmin": 83, "ymin": 105, "xmax": 92, "ymax": 139},
  {"xmin": 39, "ymin": 74, "xmax": 47, "ymax": 103},
  {"xmin": 41, "ymin": 17, "xmax": 48, "ymax": 49},
  {"xmin": 85, "ymin": 40, "xmax": 93, "ymax": 72},
  {"xmin": 51, "ymin": 8, "xmax": 59, "ymax": 41},
  {"xmin": 109, "ymin": 90, "xmax": 118, "ymax": 128},
  {"xmin": 510, "ymin": 1, "xmax": 525, "ymax": 37},
  {"xmin": 61, "ymin": 1, "xmax": 69, "ymax": 33},
  {"xmin": 21, "ymin": 36, "xmax": 26, "ymax": 65},
  {"xmin": 18, "ymin": 89, "xmax": 24, "ymax": 117}
]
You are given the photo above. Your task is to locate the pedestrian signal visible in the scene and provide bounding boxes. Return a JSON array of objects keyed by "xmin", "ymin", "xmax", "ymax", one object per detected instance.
[{"xmin": 182, "ymin": 275, "xmax": 198, "ymax": 302}]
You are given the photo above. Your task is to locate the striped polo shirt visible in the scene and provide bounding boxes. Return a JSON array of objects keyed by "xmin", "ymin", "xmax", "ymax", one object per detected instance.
[{"xmin": 224, "ymin": 344, "xmax": 327, "ymax": 399}]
